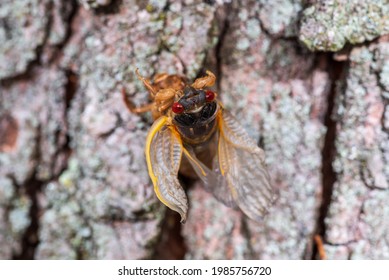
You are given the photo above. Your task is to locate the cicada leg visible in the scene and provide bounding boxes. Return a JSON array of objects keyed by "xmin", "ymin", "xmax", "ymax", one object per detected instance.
[
  {"xmin": 124, "ymin": 70, "xmax": 181, "ymax": 119},
  {"xmin": 121, "ymin": 87, "xmax": 155, "ymax": 114},
  {"xmin": 153, "ymin": 73, "xmax": 170, "ymax": 84},
  {"xmin": 154, "ymin": 88, "xmax": 177, "ymax": 113},
  {"xmin": 121, "ymin": 69, "xmax": 159, "ymax": 115}
]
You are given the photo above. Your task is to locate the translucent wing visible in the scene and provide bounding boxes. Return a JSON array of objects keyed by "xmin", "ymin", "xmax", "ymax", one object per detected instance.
[
  {"xmin": 217, "ymin": 109, "xmax": 276, "ymax": 221},
  {"xmin": 182, "ymin": 145, "xmax": 237, "ymax": 207},
  {"xmin": 145, "ymin": 117, "xmax": 188, "ymax": 222}
]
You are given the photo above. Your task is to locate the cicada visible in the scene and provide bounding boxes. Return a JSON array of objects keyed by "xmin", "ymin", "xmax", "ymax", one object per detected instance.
[{"xmin": 122, "ymin": 70, "xmax": 276, "ymax": 223}]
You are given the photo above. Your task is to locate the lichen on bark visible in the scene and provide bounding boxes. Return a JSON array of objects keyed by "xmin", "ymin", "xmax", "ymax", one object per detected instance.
[
  {"xmin": 324, "ymin": 40, "xmax": 389, "ymax": 259},
  {"xmin": 0, "ymin": 0, "xmax": 388, "ymax": 260},
  {"xmin": 299, "ymin": 0, "xmax": 389, "ymax": 52}
]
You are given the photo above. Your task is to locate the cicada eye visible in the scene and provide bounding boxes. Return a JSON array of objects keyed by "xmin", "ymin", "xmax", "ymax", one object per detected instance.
[
  {"xmin": 205, "ymin": 90, "xmax": 216, "ymax": 102},
  {"xmin": 172, "ymin": 102, "xmax": 184, "ymax": 114}
]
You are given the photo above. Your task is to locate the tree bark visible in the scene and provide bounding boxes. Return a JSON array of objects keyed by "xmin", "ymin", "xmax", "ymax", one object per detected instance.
[{"xmin": 0, "ymin": 0, "xmax": 388, "ymax": 259}]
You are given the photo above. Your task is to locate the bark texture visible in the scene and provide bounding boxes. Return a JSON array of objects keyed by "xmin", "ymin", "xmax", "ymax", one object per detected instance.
[{"xmin": 0, "ymin": 0, "xmax": 388, "ymax": 259}]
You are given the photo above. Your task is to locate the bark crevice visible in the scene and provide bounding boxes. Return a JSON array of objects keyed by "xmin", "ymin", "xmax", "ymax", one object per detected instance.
[{"xmin": 312, "ymin": 56, "xmax": 346, "ymax": 259}]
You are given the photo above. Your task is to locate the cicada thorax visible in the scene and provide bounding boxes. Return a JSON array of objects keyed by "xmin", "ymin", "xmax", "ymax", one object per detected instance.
[
  {"xmin": 173, "ymin": 102, "xmax": 218, "ymax": 145},
  {"xmin": 170, "ymin": 85, "xmax": 219, "ymax": 177}
]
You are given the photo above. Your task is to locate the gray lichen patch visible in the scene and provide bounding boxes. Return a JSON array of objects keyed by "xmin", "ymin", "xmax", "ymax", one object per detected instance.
[
  {"xmin": 350, "ymin": 189, "xmax": 389, "ymax": 259},
  {"xmin": 325, "ymin": 41, "xmax": 389, "ymax": 259},
  {"xmin": 157, "ymin": 1, "xmax": 219, "ymax": 78},
  {"xmin": 0, "ymin": 67, "xmax": 69, "ymax": 183},
  {"xmin": 47, "ymin": 0, "xmax": 75, "ymax": 46},
  {"xmin": 0, "ymin": 177, "xmax": 22, "ymax": 258},
  {"xmin": 36, "ymin": 183, "xmax": 90, "ymax": 259},
  {"xmin": 258, "ymin": 0, "xmax": 303, "ymax": 37},
  {"xmin": 373, "ymin": 42, "xmax": 389, "ymax": 93},
  {"xmin": 92, "ymin": 220, "xmax": 161, "ymax": 259},
  {"xmin": 299, "ymin": 0, "xmax": 389, "ymax": 52},
  {"xmin": 0, "ymin": 0, "xmax": 50, "ymax": 79},
  {"xmin": 0, "ymin": 0, "xmax": 76, "ymax": 79}
]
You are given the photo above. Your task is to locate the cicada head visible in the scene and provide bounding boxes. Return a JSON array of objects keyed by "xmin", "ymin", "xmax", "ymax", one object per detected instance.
[{"xmin": 171, "ymin": 86, "xmax": 219, "ymax": 145}]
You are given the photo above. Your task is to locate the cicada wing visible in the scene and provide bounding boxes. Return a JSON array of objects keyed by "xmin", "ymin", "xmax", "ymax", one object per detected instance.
[
  {"xmin": 182, "ymin": 145, "xmax": 236, "ymax": 207},
  {"xmin": 217, "ymin": 110, "xmax": 276, "ymax": 221},
  {"xmin": 145, "ymin": 117, "xmax": 188, "ymax": 223}
]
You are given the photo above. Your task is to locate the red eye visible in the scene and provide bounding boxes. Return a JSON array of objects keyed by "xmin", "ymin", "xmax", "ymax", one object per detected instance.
[
  {"xmin": 205, "ymin": 90, "xmax": 215, "ymax": 102},
  {"xmin": 172, "ymin": 102, "xmax": 184, "ymax": 114}
]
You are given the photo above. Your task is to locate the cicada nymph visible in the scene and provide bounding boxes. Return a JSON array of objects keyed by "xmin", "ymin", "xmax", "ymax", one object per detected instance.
[{"xmin": 122, "ymin": 70, "xmax": 276, "ymax": 223}]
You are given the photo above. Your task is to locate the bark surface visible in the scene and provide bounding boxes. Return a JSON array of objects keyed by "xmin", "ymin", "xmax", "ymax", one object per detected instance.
[{"xmin": 0, "ymin": 0, "xmax": 388, "ymax": 259}]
